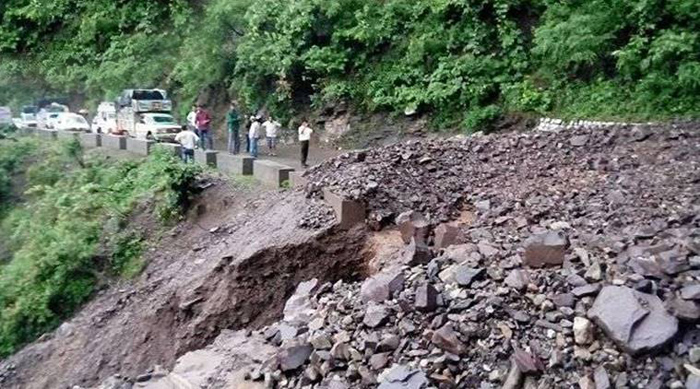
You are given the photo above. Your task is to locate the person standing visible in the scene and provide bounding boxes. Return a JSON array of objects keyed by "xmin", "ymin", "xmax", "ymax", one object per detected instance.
[
  {"xmin": 249, "ymin": 116, "xmax": 262, "ymax": 158},
  {"xmin": 187, "ymin": 105, "xmax": 197, "ymax": 134},
  {"xmin": 227, "ymin": 101, "xmax": 241, "ymax": 154},
  {"xmin": 263, "ymin": 116, "xmax": 281, "ymax": 156},
  {"xmin": 175, "ymin": 125, "xmax": 199, "ymax": 163},
  {"xmin": 195, "ymin": 104, "xmax": 213, "ymax": 150},
  {"xmin": 298, "ymin": 119, "xmax": 313, "ymax": 168}
]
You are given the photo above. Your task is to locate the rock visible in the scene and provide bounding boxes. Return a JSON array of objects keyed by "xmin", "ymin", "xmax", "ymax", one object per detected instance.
[
  {"xmin": 377, "ymin": 335, "xmax": 400, "ymax": 352},
  {"xmin": 572, "ymin": 283, "xmax": 601, "ymax": 297},
  {"xmin": 512, "ymin": 348, "xmax": 544, "ymax": 375},
  {"xmin": 573, "ymin": 317, "xmax": 594, "ymax": 345},
  {"xmin": 402, "ymin": 238, "xmax": 433, "ymax": 266},
  {"xmin": 370, "ymin": 353, "xmax": 390, "ymax": 370},
  {"xmin": 570, "ymin": 135, "xmax": 589, "ymax": 147},
  {"xmin": 477, "ymin": 241, "xmax": 499, "ymax": 257},
  {"xmin": 523, "ymin": 231, "xmax": 568, "ymax": 268},
  {"xmin": 567, "ymin": 273, "xmax": 588, "ymax": 287},
  {"xmin": 431, "ymin": 323, "xmax": 466, "ymax": 355},
  {"xmin": 630, "ymin": 126, "xmax": 651, "ymax": 142},
  {"xmin": 681, "ymin": 285, "xmax": 700, "ymax": 300},
  {"xmin": 594, "ymin": 366, "xmax": 610, "ymax": 389},
  {"xmin": 664, "ymin": 297, "xmax": 700, "ymax": 321},
  {"xmin": 502, "ymin": 363, "xmax": 523, "ymax": 389},
  {"xmin": 688, "ymin": 375, "xmax": 700, "ymax": 389},
  {"xmin": 453, "ymin": 266, "xmax": 484, "ymax": 287},
  {"xmin": 434, "ymin": 224, "xmax": 459, "ymax": 249},
  {"xmin": 397, "ymin": 211, "xmax": 431, "ymax": 245},
  {"xmin": 552, "ymin": 293, "xmax": 575, "ymax": 308},
  {"xmin": 310, "ymin": 335, "xmax": 332, "ymax": 350},
  {"xmin": 415, "ymin": 284, "xmax": 438, "ymax": 312},
  {"xmin": 377, "ymin": 365, "xmax": 428, "ymax": 389},
  {"xmin": 587, "ymin": 286, "xmax": 678, "ymax": 355},
  {"xmin": 361, "ymin": 268, "xmax": 405, "ymax": 303},
  {"xmin": 690, "ymin": 347, "xmax": 700, "ymax": 364},
  {"xmin": 579, "ymin": 375, "xmax": 595, "ymax": 389},
  {"xmin": 364, "ymin": 302, "xmax": 390, "ymax": 328},
  {"xmin": 278, "ymin": 343, "xmax": 313, "ymax": 371},
  {"xmin": 504, "ymin": 269, "xmax": 530, "ymax": 291},
  {"xmin": 585, "ymin": 262, "xmax": 603, "ymax": 282},
  {"xmin": 283, "ymin": 279, "xmax": 319, "ymax": 325}
]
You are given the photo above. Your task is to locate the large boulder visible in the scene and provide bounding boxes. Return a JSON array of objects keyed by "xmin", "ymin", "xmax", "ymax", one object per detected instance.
[
  {"xmin": 397, "ymin": 211, "xmax": 431, "ymax": 245},
  {"xmin": 283, "ymin": 279, "xmax": 319, "ymax": 325},
  {"xmin": 377, "ymin": 365, "xmax": 428, "ymax": 389},
  {"xmin": 278, "ymin": 343, "xmax": 313, "ymax": 372},
  {"xmin": 588, "ymin": 286, "xmax": 678, "ymax": 355},
  {"xmin": 523, "ymin": 231, "xmax": 568, "ymax": 268}
]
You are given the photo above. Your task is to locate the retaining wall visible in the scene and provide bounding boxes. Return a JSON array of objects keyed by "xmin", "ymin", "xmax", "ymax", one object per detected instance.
[
  {"xmin": 37, "ymin": 129, "xmax": 57, "ymax": 139},
  {"xmin": 57, "ymin": 131, "xmax": 81, "ymax": 142},
  {"xmin": 322, "ymin": 188, "xmax": 366, "ymax": 230},
  {"xmin": 253, "ymin": 160, "xmax": 294, "ymax": 188},
  {"xmin": 102, "ymin": 135, "xmax": 127, "ymax": 150},
  {"xmin": 126, "ymin": 138, "xmax": 155, "ymax": 156},
  {"xmin": 80, "ymin": 133, "xmax": 102, "ymax": 148},
  {"xmin": 217, "ymin": 154, "xmax": 254, "ymax": 176},
  {"xmin": 195, "ymin": 150, "xmax": 218, "ymax": 167}
]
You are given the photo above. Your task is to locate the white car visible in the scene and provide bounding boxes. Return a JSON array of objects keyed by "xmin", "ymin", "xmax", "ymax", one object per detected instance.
[
  {"xmin": 45, "ymin": 113, "xmax": 62, "ymax": 129},
  {"xmin": 133, "ymin": 113, "xmax": 181, "ymax": 142},
  {"xmin": 54, "ymin": 113, "xmax": 91, "ymax": 132},
  {"xmin": 92, "ymin": 102, "xmax": 117, "ymax": 134},
  {"xmin": 20, "ymin": 106, "xmax": 38, "ymax": 128}
]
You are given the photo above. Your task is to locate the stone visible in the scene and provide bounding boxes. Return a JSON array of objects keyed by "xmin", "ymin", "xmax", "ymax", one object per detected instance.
[
  {"xmin": 524, "ymin": 231, "xmax": 568, "ymax": 268},
  {"xmin": 364, "ymin": 302, "xmax": 389, "ymax": 328},
  {"xmin": 689, "ymin": 347, "xmax": 700, "ymax": 363},
  {"xmin": 370, "ymin": 353, "xmax": 390, "ymax": 370},
  {"xmin": 512, "ymin": 348, "xmax": 544, "ymax": 374},
  {"xmin": 664, "ymin": 297, "xmax": 700, "ymax": 321},
  {"xmin": 573, "ymin": 317, "xmax": 594, "ymax": 345},
  {"xmin": 397, "ymin": 211, "xmax": 431, "ymax": 245},
  {"xmin": 377, "ymin": 365, "xmax": 428, "ymax": 389},
  {"xmin": 552, "ymin": 293, "xmax": 575, "ymax": 308},
  {"xmin": 579, "ymin": 375, "xmax": 595, "ymax": 389},
  {"xmin": 278, "ymin": 343, "xmax": 313, "ymax": 371},
  {"xmin": 434, "ymin": 224, "xmax": 459, "ymax": 249},
  {"xmin": 361, "ymin": 268, "xmax": 405, "ymax": 303},
  {"xmin": 681, "ymin": 285, "xmax": 700, "ymax": 300},
  {"xmin": 572, "ymin": 283, "xmax": 601, "ymax": 297},
  {"xmin": 594, "ymin": 366, "xmax": 611, "ymax": 389},
  {"xmin": 415, "ymin": 284, "xmax": 438, "ymax": 312},
  {"xmin": 377, "ymin": 335, "xmax": 400, "ymax": 352},
  {"xmin": 688, "ymin": 375, "xmax": 700, "ymax": 389},
  {"xmin": 477, "ymin": 241, "xmax": 499, "ymax": 257},
  {"xmin": 570, "ymin": 135, "xmax": 589, "ymax": 147},
  {"xmin": 587, "ymin": 286, "xmax": 678, "ymax": 355},
  {"xmin": 402, "ymin": 238, "xmax": 433, "ymax": 266},
  {"xmin": 504, "ymin": 269, "xmax": 530, "ymax": 291},
  {"xmin": 502, "ymin": 363, "xmax": 522, "ymax": 389},
  {"xmin": 453, "ymin": 266, "xmax": 484, "ymax": 287},
  {"xmin": 310, "ymin": 335, "xmax": 332, "ymax": 350},
  {"xmin": 585, "ymin": 262, "xmax": 603, "ymax": 282},
  {"xmin": 431, "ymin": 323, "xmax": 466, "ymax": 355},
  {"xmin": 283, "ymin": 279, "xmax": 319, "ymax": 325}
]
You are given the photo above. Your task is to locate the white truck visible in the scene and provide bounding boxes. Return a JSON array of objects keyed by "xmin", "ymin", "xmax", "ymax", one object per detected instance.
[
  {"xmin": 91, "ymin": 102, "xmax": 117, "ymax": 134},
  {"xmin": 115, "ymin": 89, "xmax": 180, "ymax": 142}
]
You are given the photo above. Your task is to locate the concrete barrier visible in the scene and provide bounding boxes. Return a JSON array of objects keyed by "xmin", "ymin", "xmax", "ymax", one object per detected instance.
[
  {"xmin": 156, "ymin": 143, "xmax": 182, "ymax": 157},
  {"xmin": 103, "ymin": 135, "xmax": 127, "ymax": 150},
  {"xmin": 195, "ymin": 150, "xmax": 218, "ymax": 167},
  {"xmin": 217, "ymin": 154, "xmax": 254, "ymax": 176},
  {"xmin": 253, "ymin": 160, "xmax": 294, "ymax": 188},
  {"xmin": 322, "ymin": 188, "xmax": 366, "ymax": 229},
  {"xmin": 37, "ymin": 129, "xmax": 57, "ymax": 139},
  {"xmin": 57, "ymin": 131, "xmax": 81, "ymax": 142},
  {"xmin": 126, "ymin": 138, "xmax": 155, "ymax": 156},
  {"xmin": 289, "ymin": 171, "xmax": 309, "ymax": 188},
  {"xmin": 80, "ymin": 133, "xmax": 101, "ymax": 148}
]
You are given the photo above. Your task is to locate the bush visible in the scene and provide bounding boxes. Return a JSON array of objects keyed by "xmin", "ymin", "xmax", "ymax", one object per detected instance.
[{"xmin": 0, "ymin": 140, "xmax": 201, "ymax": 356}]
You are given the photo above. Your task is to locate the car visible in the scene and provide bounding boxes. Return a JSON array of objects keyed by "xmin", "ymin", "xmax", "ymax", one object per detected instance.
[
  {"xmin": 133, "ymin": 113, "xmax": 181, "ymax": 142},
  {"xmin": 54, "ymin": 113, "xmax": 91, "ymax": 132},
  {"xmin": 45, "ymin": 113, "xmax": 62, "ymax": 129},
  {"xmin": 20, "ymin": 106, "xmax": 38, "ymax": 128},
  {"xmin": 37, "ymin": 103, "xmax": 69, "ymax": 129},
  {"xmin": 0, "ymin": 106, "xmax": 12, "ymax": 126}
]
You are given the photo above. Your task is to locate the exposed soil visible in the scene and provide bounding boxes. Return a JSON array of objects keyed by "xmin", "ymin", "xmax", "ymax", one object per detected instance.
[{"xmin": 0, "ymin": 179, "xmax": 369, "ymax": 389}]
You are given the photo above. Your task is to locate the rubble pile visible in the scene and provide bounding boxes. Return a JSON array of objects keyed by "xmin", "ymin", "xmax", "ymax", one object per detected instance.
[{"xmin": 241, "ymin": 123, "xmax": 700, "ymax": 388}]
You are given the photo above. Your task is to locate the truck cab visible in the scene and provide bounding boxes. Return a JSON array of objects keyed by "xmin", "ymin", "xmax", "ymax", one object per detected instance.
[
  {"xmin": 134, "ymin": 113, "xmax": 181, "ymax": 142},
  {"xmin": 92, "ymin": 102, "xmax": 117, "ymax": 134},
  {"xmin": 115, "ymin": 89, "xmax": 173, "ymax": 137}
]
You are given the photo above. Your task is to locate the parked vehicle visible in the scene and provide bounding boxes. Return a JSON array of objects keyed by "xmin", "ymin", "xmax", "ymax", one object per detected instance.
[
  {"xmin": 20, "ymin": 106, "xmax": 38, "ymax": 128},
  {"xmin": 115, "ymin": 89, "xmax": 174, "ymax": 140},
  {"xmin": 54, "ymin": 113, "xmax": 91, "ymax": 132},
  {"xmin": 38, "ymin": 103, "xmax": 69, "ymax": 129},
  {"xmin": 133, "ymin": 113, "xmax": 181, "ymax": 142},
  {"xmin": 91, "ymin": 102, "xmax": 117, "ymax": 134},
  {"xmin": 0, "ymin": 106, "xmax": 12, "ymax": 126}
]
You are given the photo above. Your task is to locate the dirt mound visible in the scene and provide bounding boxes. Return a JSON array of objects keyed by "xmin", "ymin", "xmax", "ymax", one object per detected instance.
[{"xmin": 0, "ymin": 181, "xmax": 369, "ymax": 389}]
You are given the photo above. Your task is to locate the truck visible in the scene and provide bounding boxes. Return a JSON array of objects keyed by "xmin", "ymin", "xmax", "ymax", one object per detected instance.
[
  {"xmin": 115, "ymin": 89, "xmax": 180, "ymax": 142},
  {"xmin": 91, "ymin": 101, "xmax": 117, "ymax": 134}
]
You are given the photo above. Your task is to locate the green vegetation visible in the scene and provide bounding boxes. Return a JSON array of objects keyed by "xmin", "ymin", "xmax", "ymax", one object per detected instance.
[
  {"xmin": 0, "ymin": 137, "xmax": 200, "ymax": 356},
  {"xmin": 1, "ymin": 0, "xmax": 698, "ymax": 129}
]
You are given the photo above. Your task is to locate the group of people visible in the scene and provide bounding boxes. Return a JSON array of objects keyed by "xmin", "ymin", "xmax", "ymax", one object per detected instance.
[{"xmin": 176, "ymin": 101, "xmax": 314, "ymax": 168}]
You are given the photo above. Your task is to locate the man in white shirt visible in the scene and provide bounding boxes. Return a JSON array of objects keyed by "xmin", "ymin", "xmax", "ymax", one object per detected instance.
[
  {"xmin": 298, "ymin": 119, "xmax": 313, "ymax": 168},
  {"xmin": 175, "ymin": 125, "xmax": 199, "ymax": 163},
  {"xmin": 186, "ymin": 105, "xmax": 197, "ymax": 133},
  {"xmin": 248, "ymin": 116, "xmax": 262, "ymax": 158},
  {"xmin": 263, "ymin": 116, "xmax": 281, "ymax": 156}
]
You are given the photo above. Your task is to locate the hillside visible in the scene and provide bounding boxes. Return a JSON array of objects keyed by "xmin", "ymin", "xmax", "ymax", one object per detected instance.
[{"xmin": 1, "ymin": 0, "xmax": 699, "ymax": 134}]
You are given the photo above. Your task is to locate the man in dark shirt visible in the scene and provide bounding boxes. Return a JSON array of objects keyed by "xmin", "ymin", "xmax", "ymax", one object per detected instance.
[
  {"xmin": 195, "ymin": 104, "xmax": 213, "ymax": 150},
  {"xmin": 227, "ymin": 101, "xmax": 241, "ymax": 154}
]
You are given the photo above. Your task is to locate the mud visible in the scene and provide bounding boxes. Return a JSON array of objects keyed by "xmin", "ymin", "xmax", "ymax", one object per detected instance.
[{"xmin": 0, "ymin": 180, "xmax": 369, "ymax": 389}]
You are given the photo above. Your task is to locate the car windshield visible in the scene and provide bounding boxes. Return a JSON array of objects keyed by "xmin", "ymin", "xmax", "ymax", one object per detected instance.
[
  {"xmin": 22, "ymin": 106, "xmax": 37, "ymax": 114},
  {"xmin": 132, "ymin": 90, "xmax": 165, "ymax": 100},
  {"xmin": 151, "ymin": 115, "xmax": 175, "ymax": 124},
  {"xmin": 49, "ymin": 114, "xmax": 59, "ymax": 118},
  {"xmin": 47, "ymin": 106, "xmax": 66, "ymax": 113}
]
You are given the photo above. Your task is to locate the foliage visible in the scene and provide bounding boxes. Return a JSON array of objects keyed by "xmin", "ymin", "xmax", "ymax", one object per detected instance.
[
  {"xmin": 0, "ymin": 140, "xmax": 201, "ymax": 356},
  {"xmin": 1, "ymin": 0, "xmax": 699, "ymax": 126}
]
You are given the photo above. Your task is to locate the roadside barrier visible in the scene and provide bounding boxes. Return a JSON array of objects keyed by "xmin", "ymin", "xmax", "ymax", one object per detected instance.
[{"xmin": 19, "ymin": 130, "xmax": 367, "ymax": 229}]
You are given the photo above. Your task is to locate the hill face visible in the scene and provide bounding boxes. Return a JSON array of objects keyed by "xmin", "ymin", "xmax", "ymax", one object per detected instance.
[{"xmin": 1, "ymin": 0, "xmax": 698, "ymax": 131}]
